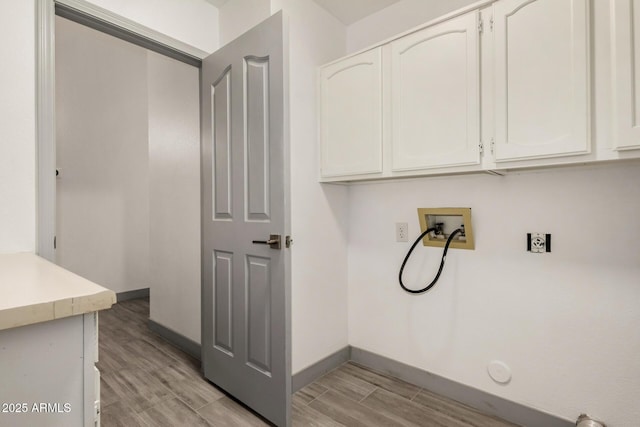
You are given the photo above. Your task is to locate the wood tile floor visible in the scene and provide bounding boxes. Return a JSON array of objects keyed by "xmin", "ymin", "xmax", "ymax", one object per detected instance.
[{"xmin": 99, "ymin": 299, "xmax": 519, "ymax": 426}]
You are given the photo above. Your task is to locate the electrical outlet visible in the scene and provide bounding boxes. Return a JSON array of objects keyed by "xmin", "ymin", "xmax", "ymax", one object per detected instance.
[
  {"xmin": 527, "ymin": 233, "xmax": 551, "ymax": 253},
  {"xmin": 396, "ymin": 223, "xmax": 408, "ymax": 242}
]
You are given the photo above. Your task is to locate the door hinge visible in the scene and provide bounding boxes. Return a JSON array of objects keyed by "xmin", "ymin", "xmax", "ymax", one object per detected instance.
[
  {"xmin": 478, "ymin": 19, "xmax": 484, "ymax": 34},
  {"xmin": 479, "ymin": 142, "xmax": 484, "ymax": 154},
  {"xmin": 490, "ymin": 137, "xmax": 495, "ymax": 154},
  {"xmin": 490, "ymin": 16, "xmax": 494, "ymax": 31}
]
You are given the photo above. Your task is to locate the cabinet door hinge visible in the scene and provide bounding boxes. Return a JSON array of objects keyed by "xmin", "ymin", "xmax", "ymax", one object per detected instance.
[
  {"xmin": 479, "ymin": 142, "xmax": 484, "ymax": 154},
  {"xmin": 490, "ymin": 137, "xmax": 495, "ymax": 154},
  {"xmin": 478, "ymin": 19, "xmax": 484, "ymax": 34},
  {"xmin": 490, "ymin": 16, "xmax": 494, "ymax": 31}
]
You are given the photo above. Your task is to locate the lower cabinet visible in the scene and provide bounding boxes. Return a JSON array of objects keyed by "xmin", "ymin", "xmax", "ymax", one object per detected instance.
[{"xmin": 0, "ymin": 313, "xmax": 100, "ymax": 427}]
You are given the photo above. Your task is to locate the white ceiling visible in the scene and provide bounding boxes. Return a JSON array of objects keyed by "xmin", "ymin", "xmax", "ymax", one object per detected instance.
[
  {"xmin": 204, "ymin": 0, "xmax": 403, "ymax": 25},
  {"xmin": 312, "ymin": 0, "xmax": 403, "ymax": 24},
  {"xmin": 204, "ymin": 0, "xmax": 230, "ymax": 8}
]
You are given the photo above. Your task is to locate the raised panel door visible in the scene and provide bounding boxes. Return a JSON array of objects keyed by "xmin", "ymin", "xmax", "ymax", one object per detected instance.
[
  {"xmin": 493, "ymin": 0, "xmax": 590, "ymax": 161},
  {"xmin": 201, "ymin": 13, "xmax": 290, "ymax": 427},
  {"xmin": 612, "ymin": 0, "xmax": 640, "ymax": 150},
  {"xmin": 320, "ymin": 48, "xmax": 383, "ymax": 177},
  {"xmin": 390, "ymin": 11, "xmax": 481, "ymax": 171}
]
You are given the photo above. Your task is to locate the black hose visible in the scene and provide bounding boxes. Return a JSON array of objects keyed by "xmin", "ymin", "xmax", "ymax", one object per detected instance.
[{"xmin": 399, "ymin": 227, "xmax": 463, "ymax": 294}]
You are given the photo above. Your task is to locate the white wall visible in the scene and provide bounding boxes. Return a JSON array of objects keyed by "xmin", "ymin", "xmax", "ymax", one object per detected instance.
[
  {"xmin": 274, "ymin": 0, "xmax": 350, "ymax": 375},
  {"xmin": 147, "ymin": 51, "xmax": 201, "ymax": 343},
  {"xmin": 347, "ymin": 0, "xmax": 477, "ymax": 52},
  {"xmin": 348, "ymin": 164, "xmax": 640, "ymax": 426},
  {"xmin": 345, "ymin": 1, "xmax": 640, "ymax": 426},
  {"xmin": 55, "ymin": 17, "xmax": 150, "ymax": 294},
  {"xmin": 0, "ymin": 1, "xmax": 36, "ymax": 254},
  {"xmin": 218, "ymin": 0, "xmax": 271, "ymax": 46},
  {"xmin": 86, "ymin": 0, "xmax": 220, "ymax": 53}
]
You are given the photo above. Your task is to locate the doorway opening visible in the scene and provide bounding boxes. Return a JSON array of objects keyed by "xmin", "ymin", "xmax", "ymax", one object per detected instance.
[{"xmin": 54, "ymin": 13, "xmax": 202, "ymax": 346}]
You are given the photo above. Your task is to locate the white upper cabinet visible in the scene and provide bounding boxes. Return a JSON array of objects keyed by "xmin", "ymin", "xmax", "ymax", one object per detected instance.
[
  {"xmin": 612, "ymin": 0, "xmax": 640, "ymax": 150},
  {"xmin": 390, "ymin": 11, "xmax": 480, "ymax": 171},
  {"xmin": 316, "ymin": 0, "xmax": 640, "ymax": 182},
  {"xmin": 493, "ymin": 0, "xmax": 590, "ymax": 162},
  {"xmin": 320, "ymin": 48, "xmax": 383, "ymax": 177}
]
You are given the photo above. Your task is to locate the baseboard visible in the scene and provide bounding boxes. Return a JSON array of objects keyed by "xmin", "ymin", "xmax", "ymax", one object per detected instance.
[
  {"xmin": 350, "ymin": 347, "xmax": 573, "ymax": 427},
  {"xmin": 140, "ymin": 319, "xmax": 572, "ymax": 427},
  {"xmin": 148, "ymin": 319, "xmax": 201, "ymax": 361},
  {"xmin": 291, "ymin": 346, "xmax": 350, "ymax": 392},
  {"xmin": 116, "ymin": 287, "xmax": 149, "ymax": 302}
]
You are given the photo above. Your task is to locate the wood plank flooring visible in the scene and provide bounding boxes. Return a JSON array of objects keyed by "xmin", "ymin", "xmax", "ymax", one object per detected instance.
[{"xmin": 99, "ymin": 299, "xmax": 519, "ymax": 426}]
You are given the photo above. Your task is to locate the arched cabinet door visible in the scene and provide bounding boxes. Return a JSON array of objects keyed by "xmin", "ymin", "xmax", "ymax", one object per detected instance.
[
  {"xmin": 612, "ymin": 0, "xmax": 640, "ymax": 151},
  {"xmin": 390, "ymin": 11, "xmax": 481, "ymax": 171},
  {"xmin": 319, "ymin": 48, "xmax": 383, "ymax": 178},
  {"xmin": 493, "ymin": 0, "xmax": 590, "ymax": 162}
]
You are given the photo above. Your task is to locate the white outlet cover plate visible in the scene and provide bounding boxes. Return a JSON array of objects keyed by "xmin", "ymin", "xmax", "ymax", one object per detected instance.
[{"xmin": 395, "ymin": 222, "xmax": 408, "ymax": 242}]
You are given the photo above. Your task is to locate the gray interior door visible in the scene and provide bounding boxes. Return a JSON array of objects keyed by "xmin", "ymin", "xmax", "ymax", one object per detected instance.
[{"xmin": 201, "ymin": 12, "xmax": 290, "ymax": 427}]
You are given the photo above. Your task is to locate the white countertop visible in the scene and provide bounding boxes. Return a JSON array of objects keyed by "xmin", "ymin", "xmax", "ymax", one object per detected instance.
[{"xmin": 0, "ymin": 253, "xmax": 116, "ymax": 331}]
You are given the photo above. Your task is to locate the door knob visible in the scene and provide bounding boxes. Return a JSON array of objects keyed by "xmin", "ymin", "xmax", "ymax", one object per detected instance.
[{"xmin": 252, "ymin": 234, "xmax": 281, "ymax": 249}]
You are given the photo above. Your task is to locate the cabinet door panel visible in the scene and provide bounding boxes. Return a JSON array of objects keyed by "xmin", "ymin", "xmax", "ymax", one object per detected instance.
[
  {"xmin": 320, "ymin": 48, "xmax": 382, "ymax": 177},
  {"xmin": 612, "ymin": 0, "xmax": 640, "ymax": 150},
  {"xmin": 494, "ymin": 0, "xmax": 590, "ymax": 161},
  {"xmin": 391, "ymin": 11, "xmax": 480, "ymax": 171}
]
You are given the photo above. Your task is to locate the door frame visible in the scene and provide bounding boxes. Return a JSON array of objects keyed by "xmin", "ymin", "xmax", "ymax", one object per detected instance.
[{"xmin": 35, "ymin": 0, "xmax": 209, "ymax": 260}]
